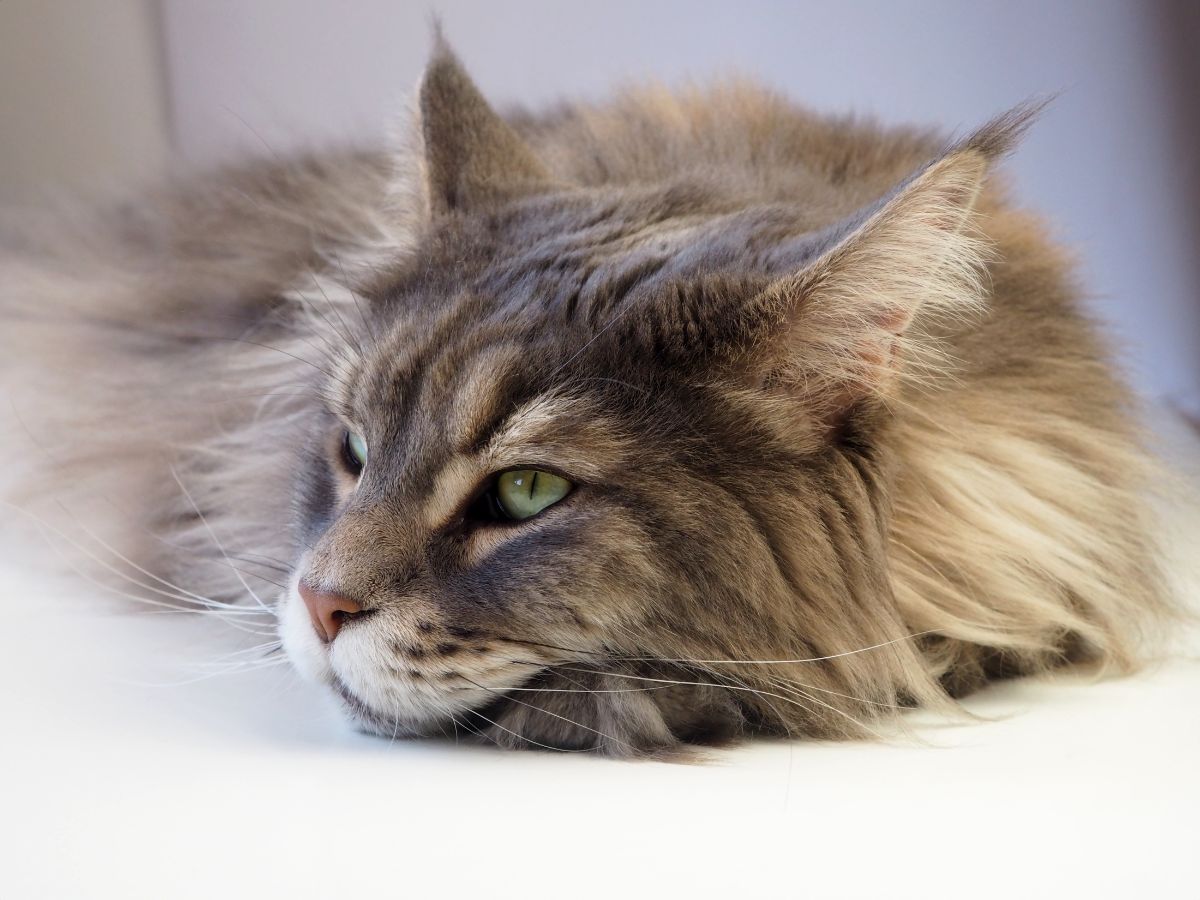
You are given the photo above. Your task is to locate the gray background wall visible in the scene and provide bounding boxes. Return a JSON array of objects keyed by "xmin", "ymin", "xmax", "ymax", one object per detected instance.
[
  {"xmin": 3, "ymin": 0, "xmax": 1197, "ymax": 412},
  {"xmin": 0, "ymin": 1, "xmax": 169, "ymax": 199}
]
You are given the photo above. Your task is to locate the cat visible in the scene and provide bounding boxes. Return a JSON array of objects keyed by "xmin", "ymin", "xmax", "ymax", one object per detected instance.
[{"xmin": 0, "ymin": 38, "xmax": 1171, "ymax": 756}]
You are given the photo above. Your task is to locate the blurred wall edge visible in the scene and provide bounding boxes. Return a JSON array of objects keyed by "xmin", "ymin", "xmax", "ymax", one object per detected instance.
[
  {"xmin": 0, "ymin": 0, "xmax": 170, "ymax": 203},
  {"xmin": 1152, "ymin": 0, "xmax": 1200, "ymax": 420}
]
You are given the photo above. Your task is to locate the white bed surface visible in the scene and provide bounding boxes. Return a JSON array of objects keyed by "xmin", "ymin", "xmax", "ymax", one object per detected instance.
[{"xmin": 2, "ymin": 417, "xmax": 1197, "ymax": 899}]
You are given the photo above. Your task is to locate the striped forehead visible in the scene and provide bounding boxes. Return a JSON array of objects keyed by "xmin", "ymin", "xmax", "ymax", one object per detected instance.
[
  {"xmin": 441, "ymin": 342, "xmax": 528, "ymax": 452},
  {"xmin": 329, "ymin": 291, "xmax": 498, "ymax": 422},
  {"xmin": 333, "ymin": 320, "xmax": 602, "ymax": 460},
  {"xmin": 471, "ymin": 216, "xmax": 718, "ymax": 325}
]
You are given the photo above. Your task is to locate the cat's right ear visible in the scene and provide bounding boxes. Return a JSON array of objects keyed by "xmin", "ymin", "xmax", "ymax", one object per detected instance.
[{"xmin": 415, "ymin": 36, "xmax": 553, "ymax": 214}]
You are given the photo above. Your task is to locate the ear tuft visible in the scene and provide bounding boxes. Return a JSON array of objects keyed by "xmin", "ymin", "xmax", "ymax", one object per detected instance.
[
  {"xmin": 417, "ymin": 36, "xmax": 552, "ymax": 214},
  {"xmin": 957, "ymin": 98, "xmax": 1049, "ymax": 162}
]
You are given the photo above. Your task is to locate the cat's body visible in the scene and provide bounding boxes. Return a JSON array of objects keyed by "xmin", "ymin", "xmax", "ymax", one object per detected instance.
[{"xmin": 1, "ymin": 44, "xmax": 1167, "ymax": 755}]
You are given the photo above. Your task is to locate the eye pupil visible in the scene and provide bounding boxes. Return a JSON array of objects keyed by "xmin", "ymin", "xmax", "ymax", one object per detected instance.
[{"xmin": 492, "ymin": 469, "xmax": 571, "ymax": 521}]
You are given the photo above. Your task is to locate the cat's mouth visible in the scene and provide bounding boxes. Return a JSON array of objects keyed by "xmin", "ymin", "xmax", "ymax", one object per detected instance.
[
  {"xmin": 328, "ymin": 671, "xmax": 518, "ymax": 740},
  {"xmin": 278, "ymin": 570, "xmax": 569, "ymax": 741}
]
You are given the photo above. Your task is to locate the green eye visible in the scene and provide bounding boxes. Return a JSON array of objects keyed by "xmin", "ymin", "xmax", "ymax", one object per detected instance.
[
  {"xmin": 343, "ymin": 430, "xmax": 368, "ymax": 472},
  {"xmin": 495, "ymin": 469, "xmax": 572, "ymax": 521}
]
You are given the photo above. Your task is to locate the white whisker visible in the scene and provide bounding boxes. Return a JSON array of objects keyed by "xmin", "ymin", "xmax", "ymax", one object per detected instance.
[
  {"xmin": 461, "ymin": 675, "xmax": 633, "ymax": 752},
  {"xmin": 609, "ymin": 631, "xmax": 939, "ymax": 666},
  {"xmin": 465, "ymin": 706, "xmax": 595, "ymax": 753},
  {"xmin": 169, "ymin": 465, "xmax": 273, "ymax": 614}
]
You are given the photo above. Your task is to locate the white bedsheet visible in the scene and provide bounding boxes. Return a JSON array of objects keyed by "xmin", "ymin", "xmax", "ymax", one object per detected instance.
[{"xmin": 2, "ymin": 414, "xmax": 1197, "ymax": 900}]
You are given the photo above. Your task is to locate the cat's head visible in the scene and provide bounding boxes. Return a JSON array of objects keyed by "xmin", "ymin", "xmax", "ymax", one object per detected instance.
[{"xmin": 278, "ymin": 42, "xmax": 1022, "ymax": 754}]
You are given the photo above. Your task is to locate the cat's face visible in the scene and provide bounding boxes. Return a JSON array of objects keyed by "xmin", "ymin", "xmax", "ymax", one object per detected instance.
[
  {"xmin": 279, "ymin": 187, "xmax": 824, "ymax": 748},
  {"xmin": 278, "ymin": 45, "xmax": 1003, "ymax": 753}
]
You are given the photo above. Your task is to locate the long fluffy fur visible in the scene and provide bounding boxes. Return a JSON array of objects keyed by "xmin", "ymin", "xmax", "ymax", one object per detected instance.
[{"xmin": 0, "ymin": 50, "xmax": 1174, "ymax": 755}]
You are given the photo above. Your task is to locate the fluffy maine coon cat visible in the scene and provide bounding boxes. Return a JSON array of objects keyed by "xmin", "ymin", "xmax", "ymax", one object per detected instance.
[{"xmin": 0, "ymin": 41, "xmax": 1169, "ymax": 755}]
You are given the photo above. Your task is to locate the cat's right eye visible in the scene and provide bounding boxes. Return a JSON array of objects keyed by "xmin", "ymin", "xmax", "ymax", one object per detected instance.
[
  {"xmin": 466, "ymin": 469, "xmax": 573, "ymax": 525},
  {"xmin": 342, "ymin": 430, "xmax": 368, "ymax": 475}
]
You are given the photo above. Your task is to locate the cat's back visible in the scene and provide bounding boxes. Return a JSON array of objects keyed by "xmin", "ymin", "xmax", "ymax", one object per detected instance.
[
  {"xmin": 516, "ymin": 83, "xmax": 1103, "ymax": 395},
  {"xmin": 515, "ymin": 82, "xmax": 944, "ymax": 224}
]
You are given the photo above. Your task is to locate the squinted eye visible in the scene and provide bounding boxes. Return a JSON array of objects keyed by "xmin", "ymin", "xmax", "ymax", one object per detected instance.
[
  {"xmin": 343, "ymin": 430, "xmax": 368, "ymax": 474},
  {"xmin": 492, "ymin": 469, "xmax": 572, "ymax": 521}
]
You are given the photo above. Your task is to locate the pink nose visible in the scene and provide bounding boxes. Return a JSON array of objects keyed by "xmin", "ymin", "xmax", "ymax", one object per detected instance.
[{"xmin": 298, "ymin": 580, "xmax": 363, "ymax": 643}]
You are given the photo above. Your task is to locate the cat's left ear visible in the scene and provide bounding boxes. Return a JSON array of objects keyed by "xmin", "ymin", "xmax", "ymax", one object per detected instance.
[
  {"xmin": 730, "ymin": 110, "xmax": 1036, "ymax": 421},
  {"xmin": 415, "ymin": 36, "xmax": 553, "ymax": 214}
]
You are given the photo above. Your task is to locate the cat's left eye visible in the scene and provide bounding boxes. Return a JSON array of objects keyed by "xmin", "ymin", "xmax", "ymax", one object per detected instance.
[{"xmin": 343, "ymin": 430, "xmax": 368, "ymax": 473}]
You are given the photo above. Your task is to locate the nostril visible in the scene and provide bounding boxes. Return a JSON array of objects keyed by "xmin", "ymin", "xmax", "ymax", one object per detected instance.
[{"xmin": 298, "ymin": 580, "xmax": 365, "ymax": 643}]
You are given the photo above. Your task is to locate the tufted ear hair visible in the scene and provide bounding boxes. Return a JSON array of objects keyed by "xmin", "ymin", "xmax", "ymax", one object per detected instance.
[
  {"xmin": 722, "ymin": 109, "xmax": 1038, "ymax": 423},
  {"xmin": 417, "ymin": 36, "xmax": 553, "ymax": 214}
]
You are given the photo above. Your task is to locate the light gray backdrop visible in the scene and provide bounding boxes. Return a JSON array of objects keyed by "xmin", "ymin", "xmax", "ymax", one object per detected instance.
[{"xmin": 4, "ymin": 1, "xmax": 1197, "ymax": 410}]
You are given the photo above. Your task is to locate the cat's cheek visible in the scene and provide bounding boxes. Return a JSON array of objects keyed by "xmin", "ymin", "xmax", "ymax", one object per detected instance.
[{"xmin": 278, "ymin": 568, "xmax": 333, "ymax": 686}]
